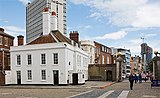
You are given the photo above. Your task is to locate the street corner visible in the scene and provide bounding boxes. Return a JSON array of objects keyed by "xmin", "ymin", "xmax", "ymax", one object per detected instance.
[{"xmin": 99, "ymin": 82, "xmax": 115, "ymax": 89}]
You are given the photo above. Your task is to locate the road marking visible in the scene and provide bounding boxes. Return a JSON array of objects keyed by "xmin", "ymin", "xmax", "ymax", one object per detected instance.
[
  {"xmin": 97, "ymin": 90, "xmax": 114, "ymax": 98},
  {"xmin": 66, "ymin": 90, "xmax": 93, "ymax": 98},
  {"xmin": 117, "ymin": 90, "xmax": 129, "ymax": 98},
  {"xmin": 142, "ymin": 95, "xmax": 156, "ymax": 98},
  {"xmin": 0, "ymin": 93, "xmax": 12, "ymax": 95}
]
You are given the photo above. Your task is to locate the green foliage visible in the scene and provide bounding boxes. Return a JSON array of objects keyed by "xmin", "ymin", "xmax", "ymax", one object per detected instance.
[{"xmin": 148, "ymin": 59, "xmax": 153, "ymax": 72}]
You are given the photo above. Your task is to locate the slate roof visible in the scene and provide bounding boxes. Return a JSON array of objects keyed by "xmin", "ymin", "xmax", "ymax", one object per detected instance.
[{"xmin": 28, "ymin": 30, "xmax": 72, "ymax": 45}]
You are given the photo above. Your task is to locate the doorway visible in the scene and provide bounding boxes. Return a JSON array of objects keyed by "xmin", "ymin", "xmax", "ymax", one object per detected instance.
[
  {"xmin": 72, "ymin": 73, "xmax": 78, "ymax": 85},
  {"xmin": 53, "ymin": 70, "xmax": 59, "ymax": 85},
  {"xmin": 106, "ymin": 71, "xmax": 112, "ymax": 81},
  {"xmin": 17, "ymin": 71, "xmax": 21, "ymax": 84}
]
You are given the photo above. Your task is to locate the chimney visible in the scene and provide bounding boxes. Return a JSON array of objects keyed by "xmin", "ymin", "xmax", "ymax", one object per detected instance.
[
  {"xmin": 17, "ymin": 35, "xmax": 24, "ymax": 46},
  {"xmin": 50, "ymin": 11, "xmax": 57, "ymax": 31},
  {"xmin": 69, "ymin": 31, "xmax": 79, "ymax": 43},
  {"xmin": 0, "ymin": 28, "xmax": 4, "ymax": 32},
  {"xmin": 43, "ymin": 7, "xmax": 51, "ymax": 35}
]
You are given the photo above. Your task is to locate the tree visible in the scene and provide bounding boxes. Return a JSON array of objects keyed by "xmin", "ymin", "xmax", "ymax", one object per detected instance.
[{"xmin": 148, "ymin": 59, "xmax": 153, "ymax": 72}]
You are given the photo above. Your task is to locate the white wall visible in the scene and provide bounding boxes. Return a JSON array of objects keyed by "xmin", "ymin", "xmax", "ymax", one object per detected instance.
[
  {"xmin": 10, "ymin": 42, "xmax": 89, "ymax": 85},
  {"xmin": 5, "ymin": 71, "xmax": 11, "ymax": 85}
]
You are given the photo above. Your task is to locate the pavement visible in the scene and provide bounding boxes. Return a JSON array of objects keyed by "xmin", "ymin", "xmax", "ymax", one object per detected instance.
[
  {"xmin": 0, "ymin": 79, "xmax": 158, "ymax": 98},
  {"xmin": 0, "ymin": 81, "xmax": 115, "ymax": 89}
]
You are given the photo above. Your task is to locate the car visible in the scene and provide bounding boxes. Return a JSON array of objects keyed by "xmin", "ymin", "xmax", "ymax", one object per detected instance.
[{"xmin": 122, "ymin": 75, "xmax": 126, "ymax": 79}]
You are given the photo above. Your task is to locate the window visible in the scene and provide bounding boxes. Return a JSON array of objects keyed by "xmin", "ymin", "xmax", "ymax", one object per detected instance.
[
  {"xmin": 53, "ymin": 53, "xmax": 58, "ymax": 64},
  {"xmin": 4, "ymin": 37, "xmax": 8, "ymax": 46},
  {"xmin": 0, "ymin": 36, "xmax": 2, "ymax": 45},
  {"xmin": 41, "ymin": 70, "xmax": 46, "ymax": 80},
  {"xmin": 41, "ymin": 54, "xmax": 46, "ymax": 64},
  {"xmin": 107, "ymin": 56, "xmax": 110, "ymax": 64},
  {"xmin": 27, "ymin": 54, "xmax": 32, "ymax": 65},
  {"xmin": 27, "ymin": 70, "xmax": 32, "ymax": 80},
  {"xmin": 102, "ymin": 55, "xmax": 104, "ymax": 64},
  {"xmin": 17, "ymin": 55, "xmax": 21, "ymax": 65}
]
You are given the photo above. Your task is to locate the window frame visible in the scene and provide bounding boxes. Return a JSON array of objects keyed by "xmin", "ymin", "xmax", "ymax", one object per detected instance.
[
  {"xmin": 27, "ymin": 70, "xmax": 32, "ymax": 80},
  {"xmin": 41, "ymin": 53, "xmax": 46, "ymax": 65},
  {"xmin": 27, "ymin": 54, "xmax": 32, "ymax": 65},
  {"xmin": 41, "ymin": 70, "xmax": 46, "ymax": 80},
  {"xmin": 17, "ymin": 55, "xmax": 21, "ymax": 65},
  {"xmin": 53, "ymin": 53, "xmax": 58, "ymax": 65}
]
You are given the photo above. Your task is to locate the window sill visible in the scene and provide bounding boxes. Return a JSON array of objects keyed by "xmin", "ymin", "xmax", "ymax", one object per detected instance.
[
  {"xmin": 52, "ymin": 64, "xmax": 58, "ymax": 66},
  {"xmin": 41, "ymin": 80, "xmax": 46, "ymax": 82},
  {"xmin": 16, "ymin": 65, "xmax": 21, "ymax": 67},
  {"xmin": 27, "ymin": 80, "xmax": 32, "ymax": 82},
  {"xmin": 40, "ymin": 64, "xmax": 46, "ymax": 66}
]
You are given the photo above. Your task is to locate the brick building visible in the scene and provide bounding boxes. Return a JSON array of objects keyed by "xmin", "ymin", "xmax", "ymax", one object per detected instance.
[
  {"xmin": 0, "ymin": 28, "xmax": 14, "ymax": 85},
  {"xmin": 94, "ymin": 42, "xmax": 112, "ymax": 64}
]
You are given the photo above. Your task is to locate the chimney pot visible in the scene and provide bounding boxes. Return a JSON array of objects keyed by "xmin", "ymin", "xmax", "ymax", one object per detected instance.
[
  {"xmin": 69, "ymin": 31, "xmax": 79, "ymax": 43},
  {"xmin": 44, "ymin": 7, "xmax": 49, "ymax": 12},
  {"xmin": 0, "ymin": 28, "xmax": 4, "ymax": 32},
  {"xmin": 17, "ymin": 35, "xmax": 24, "ymax": 46},
  {"xmin": 52, "ymin": 11, "xmax": 56, "ymax": 16}
]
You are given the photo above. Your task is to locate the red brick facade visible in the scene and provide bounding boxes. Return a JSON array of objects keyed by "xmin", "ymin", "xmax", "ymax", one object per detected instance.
[
  {"xmin": 17, "ymin": 35, "xmax": 24, "ymax": 46},
  {"xmin": 94, "ymin": 41, "xmax": 112, "ymax": 64},
  {"xmin": 69, "ymin": 31, "xmax": 79, "ymax": 43},
  {"xmin": 0, "ymin": 28, "xmax": 14, "ymax": 85}
]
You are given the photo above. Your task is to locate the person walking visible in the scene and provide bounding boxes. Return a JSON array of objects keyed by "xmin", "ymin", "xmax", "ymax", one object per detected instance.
[
  {"xmin": 134, "ymin": 74, "xmax": 138, "ymax": 84},
  {"xmin": 139, "ymin": 73, "xmax": 142, "ymax": 83},
  {"xmin": 129, "ymin": 74, "xmax": 134, "ymax": 90}
]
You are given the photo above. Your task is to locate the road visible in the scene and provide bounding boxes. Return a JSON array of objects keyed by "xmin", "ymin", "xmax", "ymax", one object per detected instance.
[{"xmin": 0, "ymin": 80, "xmax": 159, "ymax": 98}]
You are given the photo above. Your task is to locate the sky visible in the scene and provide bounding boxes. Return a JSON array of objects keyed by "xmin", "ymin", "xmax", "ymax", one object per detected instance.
[{"xmin": 0, "ymin": 0, "xmax": 160, "ymax": 56}]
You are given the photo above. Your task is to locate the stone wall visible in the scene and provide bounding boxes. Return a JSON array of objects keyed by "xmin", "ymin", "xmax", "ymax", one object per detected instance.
[{"xmin": 88, "ymin": 64, "xmax": 116, "ymax": 81}]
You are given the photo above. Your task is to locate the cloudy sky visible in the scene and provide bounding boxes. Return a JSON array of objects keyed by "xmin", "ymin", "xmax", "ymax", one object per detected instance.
[{"xmin": 0, "ymin": 0, "xmax": 160, "ymax": 56}]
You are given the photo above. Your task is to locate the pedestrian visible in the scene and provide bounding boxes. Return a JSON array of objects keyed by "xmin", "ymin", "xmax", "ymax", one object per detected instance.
[
  {"xmin": 139, "ymin": 73, "xmax": 142, "ymax": 83},
  {"xmin": 150, "ymin": 73, "xmax": 153, "ymax": 82},
  {"xmin": 134, "ymin": 74, "xmax": 138, "ymax": 84},
  {"xmin": 129, "ymin": 74, "xmax": 134, "ymax": 90}
]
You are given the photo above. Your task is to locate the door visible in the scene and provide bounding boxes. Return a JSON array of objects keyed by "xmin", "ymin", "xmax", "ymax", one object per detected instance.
[
  {"xmin": 53, "ymin": 70, "xmax": 59, "ymax": 85},
  {"xmin": 72, "ymin": 73, "xmax": 78, "ymax": 85},
  {"xmin": 17, "ymin": 71, "xmax": 21, "ymax": 84},
  {"xmin": 106, "ymin": 71, "xmax": 112, "ymax": 81}
]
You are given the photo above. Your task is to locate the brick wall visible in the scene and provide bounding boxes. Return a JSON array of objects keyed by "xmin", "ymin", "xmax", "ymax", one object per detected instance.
[{"xmin": 0, "ymin": 71, "xmax": 5, "ymax": 85}]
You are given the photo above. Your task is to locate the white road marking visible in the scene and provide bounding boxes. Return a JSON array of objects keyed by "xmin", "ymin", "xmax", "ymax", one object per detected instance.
[
  {"xmin": 142, "ymin": 95, "xmax": 156, "ymax": 98},
  {"xmin": 97, "ymin": 90, "xmax": 114, "ymax": 98},
  {"xmin": 0, "ymin": 93, "xmax": 12, "ymax": 95},
  {"xmin": 66, "ymin": 90, "xmax": 93, "ymax": 98},
  {"xmin": 117, "ymin": 90, "xmax": 129, "ymax": 98}
]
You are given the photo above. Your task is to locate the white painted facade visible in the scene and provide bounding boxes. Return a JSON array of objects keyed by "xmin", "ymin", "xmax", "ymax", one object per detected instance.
[
  {"xmin": 26, "ymin": 0, "xmax": 67, "ymax": 43},
  {"xmin": 10, "ymin": 42, "xmax": 89, "ymax": 85},
  {"xmin": 80, "ymin": 40, "xmax": 95, "ymax": 64}
]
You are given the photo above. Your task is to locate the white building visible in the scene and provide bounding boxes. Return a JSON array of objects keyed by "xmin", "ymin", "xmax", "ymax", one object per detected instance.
[
  {"xmin": 26, "ymin": 0, "xmax": 67, "ymax": 43},
  {"xmin": 117, "ymin": 48, "xmax": 131, "ymax": 77},
  {"xmin": 80, "ymin": 40, "xmax": 95, "ymax": 64},
  {"xmin": 10, "ymin": 30, "xmax": 89, "ymax": 85}
]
